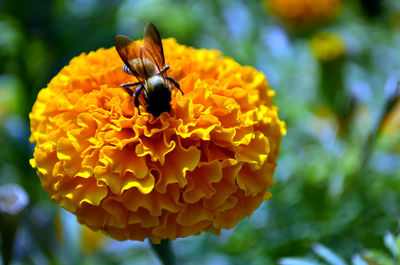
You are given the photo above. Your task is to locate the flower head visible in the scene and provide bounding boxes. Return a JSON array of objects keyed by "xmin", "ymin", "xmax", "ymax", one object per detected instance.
[
  {"xmin": 29, "ymin": 38, "xmax": 286, "ymax": 243},
  {"xmin": 264, "ymin": 0, "xmax": 341, "ymax": 29}
]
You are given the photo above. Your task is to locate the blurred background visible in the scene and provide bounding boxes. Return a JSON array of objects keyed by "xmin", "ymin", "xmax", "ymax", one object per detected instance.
[{"xmin": 1, "ymin": 0, "xmax": 400, "ymax": 264}]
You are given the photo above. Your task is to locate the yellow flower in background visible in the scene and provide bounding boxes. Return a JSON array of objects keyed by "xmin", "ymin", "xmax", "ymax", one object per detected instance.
[
  {"xmin": 81, "ymin": 225, "xmax": 107, "ymax": 254},
  {"xmin": 310, "ymin": 32, "xmax": 346, "ymax": 62},
  {"xmin": 381, "ymin": 101, "xmax": 400, "ymax": 145},
  {"xmin": 264, "ymin": 0, "xmax": 341, "ymax": 28},
  {"xmin": 29, "ymin": 38, "xmax": 286, "ymax": 243},
  {"xmin": 55, "ymin": 210, "xmax": 107, "ymax": 253}
]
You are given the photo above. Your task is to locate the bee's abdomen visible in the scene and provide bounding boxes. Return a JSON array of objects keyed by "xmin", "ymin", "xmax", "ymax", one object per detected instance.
[
  {"xmin": 145, "ymin": 82, "xmax": 172, "ymax": 116},
  {"xmin": 146, "ymin": 103, "xmax": 171, "ymax": 117}
]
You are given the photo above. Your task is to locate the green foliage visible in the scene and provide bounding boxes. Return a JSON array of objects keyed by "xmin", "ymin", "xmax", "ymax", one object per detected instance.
[{"xmin": 279, "ymin": 232, "xmax": 400, "ymax": 265}]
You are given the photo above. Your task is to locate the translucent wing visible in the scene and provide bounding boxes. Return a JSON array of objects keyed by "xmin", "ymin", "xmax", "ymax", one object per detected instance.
[
  {"xmin": 143, "ymin": 22, "xmax": 166, "ymax": 75},
  {"xmin": 114, "ymin": 34, "xmax": 146, "ymax": 83}
]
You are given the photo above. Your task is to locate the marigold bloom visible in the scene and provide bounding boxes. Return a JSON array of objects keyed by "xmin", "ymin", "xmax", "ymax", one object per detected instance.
[
  {"xmin": 29, "ymin": 38, "xmax": 286, "ymax": 243},
  {"xmin": 264, "ymin": 0, "xmax": 341, "ymax": 28}
]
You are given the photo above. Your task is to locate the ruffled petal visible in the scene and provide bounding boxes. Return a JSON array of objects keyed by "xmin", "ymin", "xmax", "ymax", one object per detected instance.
[{"xmin": 30, "ymin": 38, "xmax": 285, "ymax": 242}]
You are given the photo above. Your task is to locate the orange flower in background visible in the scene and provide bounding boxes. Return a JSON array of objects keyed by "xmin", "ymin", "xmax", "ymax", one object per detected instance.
[
  {"xmin": 264, "ymin": 0, "xmax": 341, "ymax": 28},
  {"xmin": 29, "ymin": 38, "xmax": 286, "ymax": 243}
]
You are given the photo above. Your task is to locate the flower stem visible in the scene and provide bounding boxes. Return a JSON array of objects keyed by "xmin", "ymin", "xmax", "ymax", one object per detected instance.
[
  {"xmin": 361, "ymin": 81, "xmax": 400, "ymax": 168},
  {"xmin": 149, "ymin": 239, "xmax": 177, "ymax": 265}
]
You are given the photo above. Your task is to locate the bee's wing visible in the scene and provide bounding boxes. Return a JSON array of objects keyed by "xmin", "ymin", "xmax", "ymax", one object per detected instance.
[
  {"xmin": 115, "ymin": 34, "xmax": 146, "ymax": 84},
  {"xmin": 143, "ymin": 23, "xmax": 166, "ymax": 75}
]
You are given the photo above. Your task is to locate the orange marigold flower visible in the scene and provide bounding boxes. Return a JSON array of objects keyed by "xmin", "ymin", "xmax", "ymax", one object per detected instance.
[
  {"xmin": 29, "ymin": 38, "xmax": 286, "ymax": 243},
  {"xmin": 264, "ymin": 0, "xmax": 341, "ymax": 28}
]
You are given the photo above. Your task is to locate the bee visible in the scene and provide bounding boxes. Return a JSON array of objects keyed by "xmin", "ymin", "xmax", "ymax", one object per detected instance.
[{"xmin": 115, "ymin": 23, "xmax": 183, "ymax": 116}]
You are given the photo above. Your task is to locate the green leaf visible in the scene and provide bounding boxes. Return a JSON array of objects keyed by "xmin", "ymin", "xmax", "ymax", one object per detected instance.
[
  {"xmin": 278, "ymin": 257, "xmax": 324, "ymax": 265},
  {"xmin": 312, "ymin": 243, "xmax": 347, "ymax": 265},
  {"xmin": 361, "ymin": 250, "xmax": 395, "ymax": 265},
  {"xmin": 351, "ymin": 255, "xmax": 368, "ymax": 265},
  {"xmin": 384, "ymin": 232, "xmax": 398, "ymax": 258}
]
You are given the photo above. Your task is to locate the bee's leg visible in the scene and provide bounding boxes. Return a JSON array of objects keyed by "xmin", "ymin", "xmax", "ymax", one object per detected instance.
[
  {"xmin": 167, "ymin": 76, "xmax": 184, "ymax": 95},
  {"xmin": 157, "ymin": 65, "xmax": 170, "ymax": 75},
  {"xmin": 123, "ymin": 65, "xmax": 134, "ymax": 75},
  {"xmin": 121, "ymin": 81, "xmax": 141, "ymax": 87},
  {"xmin": 121, "ymin": 86, "xmax": 133, "ymax": 96},
  {"xmin": 120, "ymin": 82, "xmax": 141, "ymax": 97},
  {"xmin": 134, "ymin": 85, "xmax": 144, "ymax": 115}
]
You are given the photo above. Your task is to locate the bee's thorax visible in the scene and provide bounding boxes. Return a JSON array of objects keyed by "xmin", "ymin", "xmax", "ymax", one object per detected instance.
[
  {"xmin": 127, "ymin": 58, "xmax": 158, "ymax": 76},
  {"xmin": 148, "ymin": 76, "xmax": 168, "ymax": 90},
  {"xmin": 142, "ymin": 75, "xmax": 170, "ymax": 101}
]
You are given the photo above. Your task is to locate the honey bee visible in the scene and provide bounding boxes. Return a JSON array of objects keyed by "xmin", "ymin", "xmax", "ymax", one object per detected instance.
[{"xmin": 115, "ymin": 23, "xmax": 183, "ymax": 116}]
